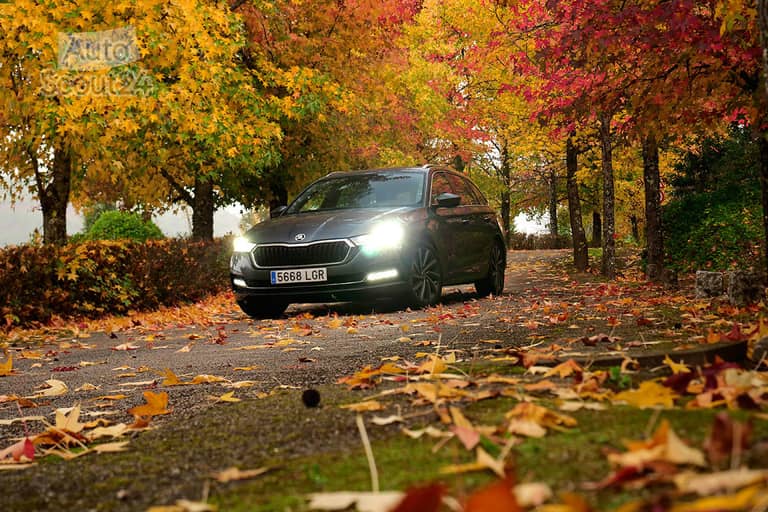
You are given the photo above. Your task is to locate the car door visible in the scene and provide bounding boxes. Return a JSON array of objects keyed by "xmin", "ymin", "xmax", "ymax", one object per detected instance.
[
  {"xmin": 428, "ymin": 172, "xmax": 465, "ymax": 283},
  {"xmin": 446, "ymin": 174, "xmax": 496, "ymax": 278}
]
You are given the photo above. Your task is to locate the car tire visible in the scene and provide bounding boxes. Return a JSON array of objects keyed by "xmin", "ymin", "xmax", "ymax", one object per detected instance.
[
  {"xmin": 236, "ymin": 298, "xmax": 288, "ymax": 319},
  {"xmin": 404, "ymin": 244, "xmax": 442, "ymax": 308},
  {"xmin": 475, "ymin": 242, "xmax": 505, "ymax": 297}
]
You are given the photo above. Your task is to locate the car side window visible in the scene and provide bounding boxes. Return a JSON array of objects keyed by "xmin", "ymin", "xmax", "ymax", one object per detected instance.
[
  {"xmin": 447, "ymin": 174, "xmax": 480, "ymax": 206},
  {"xmin": 430, "ymin": 173, "xmax": 454, "ymax": 205},
  {"xmin": 467, "ymin": 180, "xmax": 488, "ymax": 206}
]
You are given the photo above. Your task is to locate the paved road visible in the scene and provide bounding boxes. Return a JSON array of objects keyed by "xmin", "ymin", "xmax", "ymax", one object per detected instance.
[{"xmin": 0, "ymin": 250, "xmax": 569, "ymax": 444}]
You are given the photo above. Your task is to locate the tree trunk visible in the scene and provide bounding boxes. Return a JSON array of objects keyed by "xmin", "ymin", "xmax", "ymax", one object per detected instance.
[
  {"xmin": 192, "ymin": 177, "xmax": 215, "ymax": 241},
  {"xmin": 500, "ymin": 144, "xmax": 512, "ymax": 244},
  {"xmin": 759, "ymin": 136, "xmax": 768, "ymax": 284},
  {"xmin": 642, "ymin": 133, "xmax": 664, "ymax": 281},
  {"xmin": 592, "ymin": 211, "xmax": 602, "ymax": 247},
  {"xmin": 599, "ymin": 114, "xmax": 616, "ymax": 279},
  {"xmin": 548, "ymin": 166, "xmax": 558, "ymax": 238},
  {"xmin": 566, "ymin": 136, "xmax": 588, "ymax": 272},
  {"xmin": 630, "ymin": 215, "xmax": 640, "ymax": 242},
  {"xmin": 758, "ymin": 0, "xmax": 768, "ymax": 283},
  {"xmin": 760, "ymin": 0, "xmax": 768, "ymax": 100},
  {"xmin": 38, "ymin": 145, "xmax": 71, "ymax": 246}
]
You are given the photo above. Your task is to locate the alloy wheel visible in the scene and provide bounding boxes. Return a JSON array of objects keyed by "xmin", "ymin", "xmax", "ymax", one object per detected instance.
[{"xmin": 410, "ymin": 246, "xmax": 441, "ymax": 305}]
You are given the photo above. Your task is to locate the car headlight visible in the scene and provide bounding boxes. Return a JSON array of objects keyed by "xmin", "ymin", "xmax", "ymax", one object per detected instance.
[
  {"xmin": 352, "ymin": 220, "xmax": 405, "ymax": 256},
  {"xmin": 233, "ymin": 236, "xmax": 257, "ymax": 253}
]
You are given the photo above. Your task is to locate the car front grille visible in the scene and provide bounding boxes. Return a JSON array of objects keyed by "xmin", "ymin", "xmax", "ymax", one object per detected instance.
[{"xmin": 254, "ymin": 241, "xmax": 351, "ymax": 268}]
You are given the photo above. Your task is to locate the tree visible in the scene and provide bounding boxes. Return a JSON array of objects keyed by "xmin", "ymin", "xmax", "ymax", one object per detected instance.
[{"xmin": 0, "ymin": 1, "xmax": 284, "ymax": 243}]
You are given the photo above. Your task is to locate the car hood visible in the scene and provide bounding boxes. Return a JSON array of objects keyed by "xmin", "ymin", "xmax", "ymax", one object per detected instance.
[{"xmin": 244, "ymin": 207, "xmax": 416, "ymax": 244}]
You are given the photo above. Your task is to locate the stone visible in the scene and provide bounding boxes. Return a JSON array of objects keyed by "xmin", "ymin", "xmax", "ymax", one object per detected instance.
[
  {"xmin": 661, "ymin": 268, "xmax": 678, "ymax": 287},
  {"xmin": 695, "ymin": 271, "xmax": 724, "ymax": 298},
  {"xmin": 726, "ymin": 271, "xmax": 763, "ymax": 306},
  {"xmin": 751, "ymin": 337, "xmax": 768, "ymax": 365}
]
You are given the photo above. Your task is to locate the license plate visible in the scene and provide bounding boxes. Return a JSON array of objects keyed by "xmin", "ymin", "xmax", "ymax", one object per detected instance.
[{"xmin": 270, "ymin": 268, "xmax": 327, "ymax": 285}]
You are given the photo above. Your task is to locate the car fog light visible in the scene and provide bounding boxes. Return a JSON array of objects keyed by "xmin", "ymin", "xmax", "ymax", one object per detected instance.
[
  {"xmin": 233, "ymin": 278, "xmax": 247, "ymax": 288},
  {"xmin": 366, "ymin": 269, "xmax": 399, "ymax": 282},
  {"xmin": 233, "ymin": 236, "xmax": 257, "ymax": 253}
]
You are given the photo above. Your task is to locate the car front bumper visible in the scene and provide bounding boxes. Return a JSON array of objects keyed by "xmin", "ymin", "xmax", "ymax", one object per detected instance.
[{"xmin": 229, "ymin": 247, "xmax": 409, "ymax": 303}]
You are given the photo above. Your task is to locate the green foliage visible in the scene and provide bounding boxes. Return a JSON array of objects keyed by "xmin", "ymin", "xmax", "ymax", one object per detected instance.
[
  {"xmin": 0, "ymin": 239, "xmax": 230, "ymax": 327},
  {"xmin": 85, "ymin": 211, "xmax": 164, "ymax": 242},
  {"xmin": 82, "ymin": 203, "xmax": 117, "ymax": 233},
  {"xmin": 664, "ymin": 194, "xmax": 761, "ymax": 271},
  {"xmin": 664, "ymin": 127, "xmax": 762, "ymax": 272}
]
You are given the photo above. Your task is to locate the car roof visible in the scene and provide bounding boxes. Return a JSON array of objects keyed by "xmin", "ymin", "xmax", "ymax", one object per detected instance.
[{"xmin": 323, "ymin": 165, "xmax": 453, "ymax": 179}]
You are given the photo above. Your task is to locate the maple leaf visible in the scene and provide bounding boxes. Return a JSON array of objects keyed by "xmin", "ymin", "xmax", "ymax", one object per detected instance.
[
  {"xmin": 505, "ymin": 403, "xmax": 577, "ymax": 433},
  {"xmin": 544, "ymin": 359, "xmax": 582, "ymax": 378},
  {"xmin": 609, "ymin": 420, "xmax": 706, "ymax": 468},
  {"xmin": 0, "ymin": 354, "xmax": 14, "ymax": 376},
  {"xmin": 613, "ymin": 380, "xmax": 677, "ymax": 408},
  {"xmin": 464, "ymin": 477, "xmax": 521, "ymax": 512},
  {"xmin": 390, "ymin": 483, "xmax": 443, "ymax": 512},
  {"xmin": 128, "ymin": 391, "xmax": 171, "ymax": 419},
  {"xmin": 663, "ymin": 354, "xmax": 691, "ymax": 375},
  {"xmin": 210, "ymin": 391, "xmax": 241, "ymax": 403}
]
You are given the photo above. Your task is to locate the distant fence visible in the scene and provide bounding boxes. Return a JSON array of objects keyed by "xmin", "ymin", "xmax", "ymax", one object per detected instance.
[{"xmin": 508, "ymin": 233, "xmax": 571, "ymax": 250}]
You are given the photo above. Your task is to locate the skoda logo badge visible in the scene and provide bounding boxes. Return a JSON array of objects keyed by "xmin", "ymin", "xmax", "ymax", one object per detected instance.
[{"xmin": 295, "ymin": 233, "xmax": 306, "ymax": 241}]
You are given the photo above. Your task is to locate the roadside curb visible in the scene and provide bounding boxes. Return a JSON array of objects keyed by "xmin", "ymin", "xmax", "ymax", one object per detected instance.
[{"xmin": 562, "ymin": 340, "xmax": 749, "ymax": 369}]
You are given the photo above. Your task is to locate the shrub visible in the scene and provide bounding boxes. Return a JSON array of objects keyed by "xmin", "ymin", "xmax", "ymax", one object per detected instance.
[
  {"xmin": 509, "ymin": 233, "xmax": 571, "ymax": 250},
  {"xmin": 0, "ymin": 238, "xmax": 231, "ymax": 328},
  {"xmin": 663, "ymin": 190, "xmax": 761, "ymax": 272},
  {"xmin": 85, "ymin": 211, "xmax": 164, "ymax": 242}
]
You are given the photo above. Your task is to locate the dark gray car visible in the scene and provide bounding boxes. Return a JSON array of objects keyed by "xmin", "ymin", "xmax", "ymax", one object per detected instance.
[{"xmin": 230, "ymin": 165, "xmax": 506, "ymax": 318}]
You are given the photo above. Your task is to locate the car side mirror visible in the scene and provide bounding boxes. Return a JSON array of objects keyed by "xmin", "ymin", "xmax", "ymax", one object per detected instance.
[
  {"xmin": 270, "ymin": 205, "xmax": 288, "ymax": 218},
  {"xmin": 434, "ymin": 192, "xmax": 461, "ymax": 208}
]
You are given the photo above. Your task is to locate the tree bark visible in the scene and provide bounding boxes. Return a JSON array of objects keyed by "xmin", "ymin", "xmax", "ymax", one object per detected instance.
[
  {"xmin": 760, "ymin": 0, "xmax": 768, "ymax": 100},
  {"xmin": 599, "ymin": 113, "xmax": 616, "ymax": 279},
  {"xmin": 36, "ymin": 145, "xmax": 71, "ymax": 246},
  {"xmin": 592, "ymin": 211, "xmax": 602, "ymax": 247},
  {"xmin": 759, "ymin": 136, "xmax": 768, "ymax": 284},
  {"xmin": 630, "ymin": 215, "xmax": 640, "ymax": 242},
  {"xmin": 192, "ymin": 177, "xmax": 215, "ymax": 241},
  {"xmin": 548, "ymin": 166, "xmax": 558, "ymax": 238},
  {"xmin": 642, "ymin": 133, "xmax": 664, "ymax": 281},
  {"xmin": 566, "ymin": 136, "xmax": 588, "ymax": 272},
  {"xmin": 500, "ymin": 143, "xmax": 512, "ymax": 244}
]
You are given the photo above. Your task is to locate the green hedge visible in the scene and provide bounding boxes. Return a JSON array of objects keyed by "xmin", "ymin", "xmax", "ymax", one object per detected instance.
[
  {"xmin": 0, "ymin": 238, "xmax": 231, "ymax": 328},
  {"xmin": 85, "ymin": 210, "xmax": 165, "ymax": 242}
]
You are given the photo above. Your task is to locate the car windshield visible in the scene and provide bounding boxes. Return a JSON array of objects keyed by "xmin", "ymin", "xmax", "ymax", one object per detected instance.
[{"xmin": 287, "ymin": 172, "xmax": 425, "ymax": 214}]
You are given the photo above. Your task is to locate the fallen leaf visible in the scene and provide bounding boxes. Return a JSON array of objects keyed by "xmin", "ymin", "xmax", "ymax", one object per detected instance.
[
  {"xmin": 191, "ymin": 374, "xmax": 227, "ymax": 384},
  {"xmin": 0, "ymin": 354, "xmax": 14, "ymax": 376},
  {"xmin": 307, "ymin": 491, "xmax": 404, "ymax": 512},
  {"xmin": 112, "ymin": 343, "xmax": 139, "ymax": 351},
  {"xmin": 128, "ymin": 391, "xmax": 171, "ymax": 418},
  {"xmin": 663, "ymin": 355, "xmax": 691, "ymax": 375},
  {"xmin": 371, "ymin": 415, "xmax": 404, "ymax": 426},
  {"xmin": 214, "ymin": 466, "xmax": 271, "ymax": 483},
  {"xmin": 613, "ymin": 380, "xmax": 677, "ymax": 409},
  {"xmin": 92, "ymin": 441, "xmax": 130, "ymax": 454},
  {"xmin": 30, "ymin": 379, "xmax": 68, "ymax": 398},
  {"xmin": 390, "ymin": 483, "xmax": 443, "ymax": 512},
  {"xmin": 341, "ymin": 400, "xmax": 384, "ymax": 412},
  {"xmin": 211, "ymin": 391, "xmax": 241, "ymax": 403},
  {"xmin": 465, "ymin": 477, "xmax": 521, "ymax": 512},
  {"xmin": 674, "ymin": 468, "xmax": 768, "ymax": 495}
]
